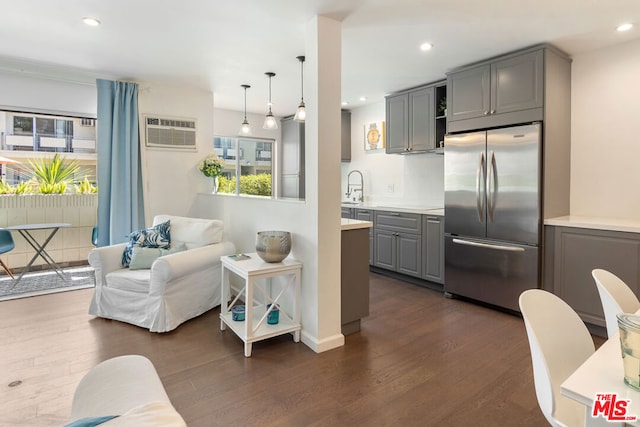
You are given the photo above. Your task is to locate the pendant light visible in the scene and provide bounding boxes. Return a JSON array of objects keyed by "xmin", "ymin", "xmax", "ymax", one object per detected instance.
[
  {"xmin": 239, "ymin": 84, "xmax": 252, "ymax": 136},
  {"xmin": 294, "ymin": 56, "xmax": 306, "ymax": 122},
  {"xmin": 263, "ymin": 72, "xmax": 278, "ymax": 130}
]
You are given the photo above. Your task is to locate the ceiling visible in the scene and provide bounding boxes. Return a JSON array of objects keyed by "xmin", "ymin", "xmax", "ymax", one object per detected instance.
[{"xmin": 0, "ymin": 0, "xmax": 639, "ymax": 117}]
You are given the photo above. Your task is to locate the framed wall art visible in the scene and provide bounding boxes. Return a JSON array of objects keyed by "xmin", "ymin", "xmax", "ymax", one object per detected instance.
[{"xmin": 364, "ymin": 121, "xmax": 385, "ymax": 151}]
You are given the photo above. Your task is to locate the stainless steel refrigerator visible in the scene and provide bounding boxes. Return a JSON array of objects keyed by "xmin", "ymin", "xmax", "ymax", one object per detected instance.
[{"xmin": 444, "ymin": 123, "xmax": 541, "ymax": 312}]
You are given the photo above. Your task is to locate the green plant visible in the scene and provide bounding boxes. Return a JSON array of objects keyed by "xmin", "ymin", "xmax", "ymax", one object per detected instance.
[
  {"xmin": 0, "ymin": 179, "xmax": 11, "ymax": 194},
  {"xmin": 198, "ymin": 154, "xmax": 224, "ymax": 178},
  {"xmin": 218, "ymin": 174, "xmax": 272, "ymax": 196},
  {"xmin": 29, "ymin": 153, "xmax": 80, "ymax": 193},
  {"xmin": 75, "ymin": 177, "xmax": 98, "ymax": 194},
  {"xmin": 12, "ymin": 180, "xmax": 33, "ymax": 194},
  {"xmin": 438, "ymin": 97, "xmax": 447, "ymax": 115}
]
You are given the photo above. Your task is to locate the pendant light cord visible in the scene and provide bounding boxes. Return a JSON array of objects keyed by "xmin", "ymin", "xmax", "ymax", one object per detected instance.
[{"xmin": 300, "ymin": 60, "xmax": 304, "ymax": 102}]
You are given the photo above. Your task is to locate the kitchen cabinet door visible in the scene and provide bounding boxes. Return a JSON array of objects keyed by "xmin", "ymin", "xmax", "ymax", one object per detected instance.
[
  {"xmin": 341, "ymin": 207, "xmax": 354, "ymax": 219},
  {"xmin": 491, "ymin": 50, "xmax": 543, "ymax": 115},
  {"xmin": 374, "ymin": 229, "xmax": 396, "ymax": 270},
  {"xmin": 385, "ymin": 93, "xmax": 409, "ymax": 154},
  {"xmin": 548, "ymin": 226, "xmax": 640, "ymax": 333},
  {"xmin": 396, "ymin": 232, "xmax": 422, "ymax": 278},
  {"xmin": 447, "ymin": 64, "xmax": 491, "ymax": 123},
  {"xmin": 409, "ymin": 86, "xmax": 435, "ymax": 152},
  {"xmin": 422, "ymin": 216, "xmax": 444, "ymax": 284},
  {"xmin": 355, "ymin": 208, "xmax": 374, "ymax": 264}
]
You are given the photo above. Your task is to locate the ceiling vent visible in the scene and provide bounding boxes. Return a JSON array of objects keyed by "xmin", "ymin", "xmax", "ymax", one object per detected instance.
[{"xmin": 144, "ymin": 115, "xmax": 197, "ymax": 150}]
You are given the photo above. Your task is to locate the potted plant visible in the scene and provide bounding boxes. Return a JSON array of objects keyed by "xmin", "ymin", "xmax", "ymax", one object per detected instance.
[
  {"xmin": 438, "ymin": 97, "xmax": 447, "ymax": 117},
  {"xmin": 198, "ymin": 153, "xmax": 224, "ymax": 194}
]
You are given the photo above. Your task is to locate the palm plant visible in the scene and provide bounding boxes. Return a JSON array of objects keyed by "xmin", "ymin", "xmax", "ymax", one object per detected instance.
[{"xmin": 29, "ymin": 153, "xmax": 80, "ymax": 194}]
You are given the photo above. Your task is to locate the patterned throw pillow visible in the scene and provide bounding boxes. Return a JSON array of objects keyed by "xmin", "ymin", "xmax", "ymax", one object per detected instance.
[{"xmin": 121, "ymin": 220, "xmax": 171, "ymax": 267}]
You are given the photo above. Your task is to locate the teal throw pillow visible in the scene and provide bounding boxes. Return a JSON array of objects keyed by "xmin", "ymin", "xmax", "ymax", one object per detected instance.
[
  {"xmin": 128, "ymin": 243, "xmax": 187, "ymax": 270},
  {"xmin": 121, "ymin": 220, "xmax": 171, "ymax": 267}
]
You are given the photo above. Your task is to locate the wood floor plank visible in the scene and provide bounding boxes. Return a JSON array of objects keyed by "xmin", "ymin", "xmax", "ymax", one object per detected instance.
[{"xmin": 1, "ymin": 271, "xmax": 594, "ymax": 426}]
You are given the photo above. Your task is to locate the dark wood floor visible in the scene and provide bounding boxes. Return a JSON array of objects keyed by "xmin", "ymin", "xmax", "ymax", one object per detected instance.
[{"xmin": 0, "ymin": 272, "xmax": 600, "ymax": 426}]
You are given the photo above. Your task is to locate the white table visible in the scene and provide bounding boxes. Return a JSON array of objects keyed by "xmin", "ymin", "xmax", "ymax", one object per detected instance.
[
  {"xmin": 561, "ymin": 333, "xmax": 640, "ymax": 426},
  {"xmin": 219, "ymin": 252, "xmax": 302, "ymax": 357},
  {"xmin": 4, "ymin": 223, "xmax": 71, "ymax": 287}
]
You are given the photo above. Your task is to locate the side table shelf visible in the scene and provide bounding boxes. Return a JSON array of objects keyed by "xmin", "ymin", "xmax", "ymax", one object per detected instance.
[{"xmin": 219, "ymin": 252, "xmax": 302, "ymax": 357}]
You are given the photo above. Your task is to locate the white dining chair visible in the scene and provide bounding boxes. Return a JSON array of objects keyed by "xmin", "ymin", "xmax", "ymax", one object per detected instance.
[
  {"xmin": 592, "ymin": 268, "xmax": 640, "ymax": 338},
  {"xmin": 519, "ymin": 289, "xmax": 595, "ymax": 427}
]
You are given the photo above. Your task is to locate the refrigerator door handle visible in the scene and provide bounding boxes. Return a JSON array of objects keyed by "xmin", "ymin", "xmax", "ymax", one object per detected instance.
[
  {"xmin": 487, "ymin": 150, "xmax": 497, "ymax": 222},
  {"xmin": 452, "ymin": 238, "xmax": 525, "ymax": 252},
  {"xmin": 476, "ymin": 152, "xmax": 486, "ymax": 224}
]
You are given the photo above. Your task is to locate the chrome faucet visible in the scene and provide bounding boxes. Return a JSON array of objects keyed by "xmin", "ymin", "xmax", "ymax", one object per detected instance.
[{"xmin": 345, "ymin": 170, "xmax": 364, "ymax": 202}]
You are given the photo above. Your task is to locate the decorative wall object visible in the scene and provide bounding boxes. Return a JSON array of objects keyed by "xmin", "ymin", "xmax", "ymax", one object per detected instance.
[{"xmin": 364, "ymin": 121, "xmax": 385, "ymax": 151}]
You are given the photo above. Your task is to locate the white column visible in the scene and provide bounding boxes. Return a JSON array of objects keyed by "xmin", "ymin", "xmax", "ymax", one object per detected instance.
[{"xmin": 300, "ymin": 15, "xmax": 345, "ymax": 352}]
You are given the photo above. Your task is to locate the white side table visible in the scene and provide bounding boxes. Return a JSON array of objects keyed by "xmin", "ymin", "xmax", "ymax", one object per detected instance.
[{"xmin": 220, "ymin": 252, "xmax": 302, "ymax": 357}]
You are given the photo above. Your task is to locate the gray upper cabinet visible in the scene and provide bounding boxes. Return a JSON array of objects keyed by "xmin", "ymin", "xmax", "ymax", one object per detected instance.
[
  {"xmin": 279, "ymin": 117, "xmax": 305, "ymax": 199},
  {"xmin": 341, "ymin": 110, "xmax": 352, "ymax": 162},
  {"xmin": 385, "ymin": 85, "xmax": 436, "ymax": 154},
  {"xmin": 385, "ymin": 93, "xmax": 409, "ymax": 153},
  {"xmin": 447, "ymin": 48, "xmax": 545, "ymax": 133}
]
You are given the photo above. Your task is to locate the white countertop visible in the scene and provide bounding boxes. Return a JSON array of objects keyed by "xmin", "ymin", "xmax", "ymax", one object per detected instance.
[
  {"xmin": 545, "ymin": 215, "xmax": 640, "ymax": 234},
  {"xmin": 341, "ymin": 218, "xmax": 373, "ymax": 231},
  {"xmin": 341, "ymin": 203, "xmax": 444, "ymax": 216}
]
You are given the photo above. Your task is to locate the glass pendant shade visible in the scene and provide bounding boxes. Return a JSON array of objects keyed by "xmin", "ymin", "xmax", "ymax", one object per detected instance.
[
  {"xmin": 294, "ymin": 56, "xmax": 306, "ymax": 123},
  {"xmin": 294, "ymin": 102, "xmax": 306, "ymax": 122},
  {"xmin": 263, "ymin": 113, "xmax": 278, "ymax": 130},
  {"xmin": 239, "ymin": 84, "xmax": 251, "ymax": 136},
  {"xmin": 263, "ymin": 72, "xmax": 278, "ymax": 130}
]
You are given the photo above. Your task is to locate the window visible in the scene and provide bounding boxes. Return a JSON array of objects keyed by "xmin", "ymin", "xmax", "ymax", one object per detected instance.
[
  {"xmin": 214, "ymin": 136, "xmax": 274, "ymax": 198},
  {"xmin": 3, "ymin": 111, "xmax": 96, "ymax": 154},
  {"xmin": 0, "ymin": 110, "xmax": 97, "ymax": 186}
]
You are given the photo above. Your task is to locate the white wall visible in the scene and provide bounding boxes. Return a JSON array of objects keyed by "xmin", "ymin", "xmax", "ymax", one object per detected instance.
[
  {"xmin": 341, "ymin": 101, "xmax": 444, "ymax": 208},
  {"xmin": 137, "ymin": 83, "xmax": 217, "ymax": 224},
  {"xmin": 0, "ymin": 71, "xmax": 97, "ymax": 117},
  {"xmin": 570, "ymin": 39, "xmax": 640, "ymax": 220}
]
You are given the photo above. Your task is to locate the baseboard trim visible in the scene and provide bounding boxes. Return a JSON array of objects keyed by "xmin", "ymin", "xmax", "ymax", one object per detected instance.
[{"xmin": 301, "ymin": 330, "xmax": 344, "ymax": 353}]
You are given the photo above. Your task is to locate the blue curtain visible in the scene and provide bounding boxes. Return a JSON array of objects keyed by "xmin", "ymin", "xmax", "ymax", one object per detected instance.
[{"xmin": 96, "ymin": 79, "xmax": 145, "ymax": 246}]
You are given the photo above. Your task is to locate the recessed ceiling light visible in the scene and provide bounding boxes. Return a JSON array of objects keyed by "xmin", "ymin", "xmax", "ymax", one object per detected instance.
[
  {"xmin": 359, "ymin": 96, "xmax": 367, "ymax": 102},
  {"xmin": 82, "ymin": 17, "xmax": 101, "ymax": 26},
  {"xmin": 617, "ymin": 23, "xmax": 633, "ymax": 32},
  {"xmin": 420, "ymin": 42, "xmax": 433, "ymax": 51},
  {"xmin": 341, "ymin": 101, "xmax": 349, "ymax": 106}
]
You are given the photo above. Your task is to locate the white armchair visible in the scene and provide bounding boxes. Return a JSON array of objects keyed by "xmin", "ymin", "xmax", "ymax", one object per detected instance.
[{"xmin": 88, "ymin": 215, "xmax": 236, "ymax": 332}]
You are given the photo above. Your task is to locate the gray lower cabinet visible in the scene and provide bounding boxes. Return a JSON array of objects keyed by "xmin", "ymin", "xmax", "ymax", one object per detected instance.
[
  {"xmin": 341, "ymin": 227, "xmax": 369, "ymax": 335},
  {"xmin": 546, "ymin": 226, "xmax": 640, "ymax": 331},
  {"xmin": 373, "ymin": 211, "xmax": 422, "ymax": 278},
  {"xmin": 355, "ymin": 209, "xmax": 374, "ymax": 264},
  {"xmin": 422, "ymin": 215, "xmax": 444, "ymax": 284},
  {"xmin": 341, "ymin": 207, "xmax": 354, "ymax": 219}
]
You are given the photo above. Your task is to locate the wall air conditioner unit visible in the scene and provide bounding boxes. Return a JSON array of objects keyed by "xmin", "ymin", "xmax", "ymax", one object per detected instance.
[{"xmin": 144, "ymin": 115, "xmax": 197, "ymax": 150}]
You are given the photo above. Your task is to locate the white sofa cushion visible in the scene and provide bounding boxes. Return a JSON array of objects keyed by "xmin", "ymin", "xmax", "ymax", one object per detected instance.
[
  {"xmin": 153, "ymin": 215, "xmax": 223, "ymax": 249},
  {"xmin": 106, "ymin": 269, "xmax": 151, "ymax": 293}
]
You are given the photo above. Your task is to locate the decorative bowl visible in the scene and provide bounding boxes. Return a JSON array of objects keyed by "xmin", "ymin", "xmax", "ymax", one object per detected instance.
[{"xmin": 255, "ymin": 231, "xmax": 291, "ymax": 263}]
